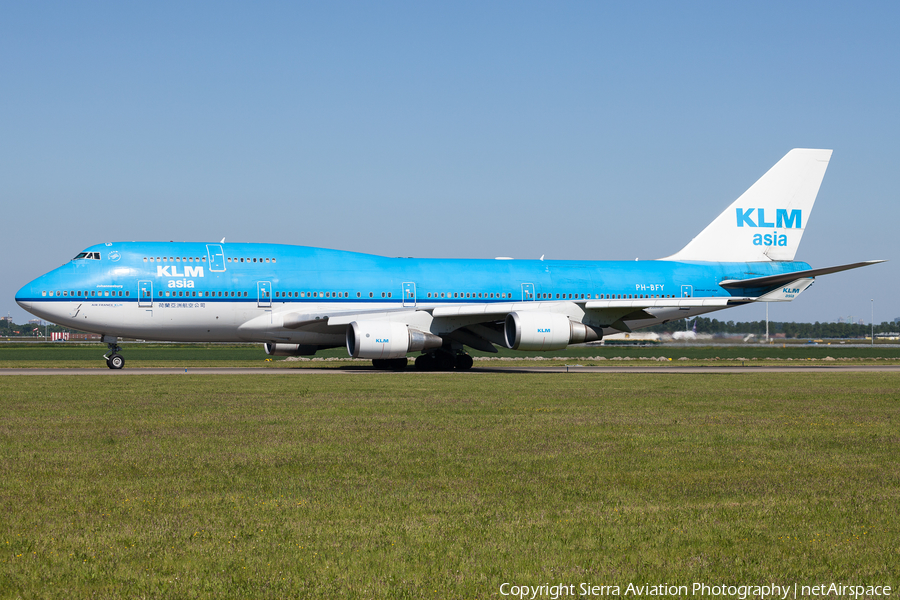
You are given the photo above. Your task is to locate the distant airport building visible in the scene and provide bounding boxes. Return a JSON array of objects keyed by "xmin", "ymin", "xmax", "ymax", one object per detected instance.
[{"xmin": 50, "ymin": 332, "xmax": 100, "ymax": 341}]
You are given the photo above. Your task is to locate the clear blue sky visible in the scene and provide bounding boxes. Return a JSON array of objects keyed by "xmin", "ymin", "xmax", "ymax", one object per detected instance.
[{"xmin": 3, "ymin": 2, "xmax": 897, "ymax": 325}]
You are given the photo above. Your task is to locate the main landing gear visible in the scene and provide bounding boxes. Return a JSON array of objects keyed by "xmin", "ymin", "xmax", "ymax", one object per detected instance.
[
  {"xmin": 104, "ymin": 342, "xmax": 125, "ymax": 370},
  {"xmin": 414, "ymin": 350, "xmax": 473, "ymax": 371}
]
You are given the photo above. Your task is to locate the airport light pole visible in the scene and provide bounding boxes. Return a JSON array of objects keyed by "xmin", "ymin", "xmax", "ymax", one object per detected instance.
[{"xmin": 871, "ymin": 299, "xmax": 874, "ymax": 346}]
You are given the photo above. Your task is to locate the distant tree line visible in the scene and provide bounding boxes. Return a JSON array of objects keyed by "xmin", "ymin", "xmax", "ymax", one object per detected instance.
[
  {"xmin": 648, "ymin": 317, "xmax": 899, "ymax": 339},
  {"xmin": 0, "ymin": 319, "xmax": 75, "ymax": 336}
]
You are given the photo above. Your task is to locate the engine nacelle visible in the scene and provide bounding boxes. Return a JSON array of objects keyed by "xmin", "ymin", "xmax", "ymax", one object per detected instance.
[
  {"xmin": 264, "ymin": 343, "xmax": 320, "ymax": 356},
  {"xmin": 504, "ymin": 312, "xmax": 602, "ymax": 351},
  {"xmin": 346, "ymin": 321, "xmax": 443, "ymax": 359}
]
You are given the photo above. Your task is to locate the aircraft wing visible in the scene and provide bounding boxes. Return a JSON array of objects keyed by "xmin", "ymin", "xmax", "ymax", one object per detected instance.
[{"xmin": 272, "ymin": 296, "xmax": 757, "ymax": 336}]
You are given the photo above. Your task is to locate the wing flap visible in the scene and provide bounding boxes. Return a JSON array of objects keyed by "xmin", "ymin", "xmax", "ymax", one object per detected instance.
[{"xmin": 584, "ymin": 297, "xmax": 742, "ymax": 309}]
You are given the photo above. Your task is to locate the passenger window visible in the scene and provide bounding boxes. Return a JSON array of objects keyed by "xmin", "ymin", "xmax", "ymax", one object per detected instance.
[
  {"xmin": 357, "ymin": 292, "xmax": 360, "ymax": 297},
  {"xmin": 369, "ymin": 292, "xmax": 373, "ymax": 298}
]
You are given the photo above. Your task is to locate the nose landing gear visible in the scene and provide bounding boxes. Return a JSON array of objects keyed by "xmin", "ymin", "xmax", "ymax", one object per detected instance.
[{"xmin": 103, "ymin": 339, "xmax": 125, "ymax": 370}]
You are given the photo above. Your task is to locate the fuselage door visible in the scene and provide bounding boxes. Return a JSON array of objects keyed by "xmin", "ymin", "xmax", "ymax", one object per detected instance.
[
  {"xmin": 681, "ymin": 285, "xmax": 693, "ymax": 298},
  {"xmin": 138, "ymin": 280, "xmax": 153, "ymax": 307},
  {"xmin": 521, "ymin": 283, "xmax": 535, "ymax": 301},
  {"xmin": 257, "ymin": 281, "xmax": 272, "ymax": 308},
  {"xmin": 402, "ymin": 282, "xmax": 416, "ymax": 307},
  {"xmin": 207, "ymin": 244, "xmax": 226, "ymax": 272}
]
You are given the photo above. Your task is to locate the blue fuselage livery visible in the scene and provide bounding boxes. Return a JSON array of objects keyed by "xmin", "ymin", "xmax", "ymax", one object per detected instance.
[{"xmin": 14, "ymin": 149, "xmax": 884, "ymax": 370}]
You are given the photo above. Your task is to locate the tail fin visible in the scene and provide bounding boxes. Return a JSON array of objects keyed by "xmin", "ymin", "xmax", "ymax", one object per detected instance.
[{"xmin": 661, "ymin": 148, "xmax": 833, "ymax": 262}]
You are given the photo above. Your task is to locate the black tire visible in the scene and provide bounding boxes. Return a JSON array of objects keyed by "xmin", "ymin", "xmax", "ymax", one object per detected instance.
[
  {"xmin": 415, "ymin": 354, "xmax": 435, "ymax": 371},
  {"xmin": 389, "ymin": 357, "xmax": 408, "ymax": 371},
  {"xmin": 107, "ymin": 354, "xmax": 125, "ymax": 370},
  {"xmin": 436, "ymin": 352, "xmax": 456, "ymax": 371},
  {"xmin": 455, "ymin": 354, "xmax": 474, "ymax": 371},
  {"xmin": 371, "ymin": 358, "xmax": 386, "ymax": 369}
]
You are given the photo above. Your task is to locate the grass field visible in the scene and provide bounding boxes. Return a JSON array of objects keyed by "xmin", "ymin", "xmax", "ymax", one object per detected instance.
[
  {"xmin": 1, "ymin": 342, "xmax": 899, "ymax": 369},
  {"xmin": 1, "ymin": 373, "xmax": 898, "ymax": 598}
]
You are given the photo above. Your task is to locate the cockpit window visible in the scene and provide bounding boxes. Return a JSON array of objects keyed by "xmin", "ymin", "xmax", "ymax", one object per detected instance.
[{"xmin": 74, "ymin": 252, "xmax": 101, "ymax": 260}]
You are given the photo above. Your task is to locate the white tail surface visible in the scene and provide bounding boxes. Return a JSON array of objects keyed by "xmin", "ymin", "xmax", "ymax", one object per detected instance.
[{"xmin": 662, "ymin": 148, "xmax": 833, "ymax": 262}]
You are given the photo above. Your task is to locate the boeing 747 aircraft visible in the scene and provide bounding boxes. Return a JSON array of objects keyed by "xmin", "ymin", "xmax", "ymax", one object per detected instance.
[{"xmin": 15, "ymin": 149, "xmax": 883, "ymax": 370}]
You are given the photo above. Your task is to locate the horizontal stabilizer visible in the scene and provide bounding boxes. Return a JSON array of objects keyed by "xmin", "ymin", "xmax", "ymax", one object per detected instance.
[{"xmin": 719, "ymin": 260, "xmax": 885, "ymax": 289}]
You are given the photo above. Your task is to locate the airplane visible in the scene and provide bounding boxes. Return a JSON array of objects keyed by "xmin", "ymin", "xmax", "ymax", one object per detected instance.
[{"xmin": 15, "ymin": 148, "xmax": 884, "ymax": 370}]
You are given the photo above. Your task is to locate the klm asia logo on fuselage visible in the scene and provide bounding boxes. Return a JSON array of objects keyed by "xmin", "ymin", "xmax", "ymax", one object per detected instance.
[
  {"xmin": 736, "ymin": 208, "xmax": 802, "ymax": 247},
  {"xmin": 157, "ymin": 265, "xmax": 204, "ymax": 288}
]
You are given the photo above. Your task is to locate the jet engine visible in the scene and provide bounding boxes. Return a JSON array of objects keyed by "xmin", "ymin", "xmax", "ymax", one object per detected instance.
[
  {"xmin": 264, "ymin": 343, "xmax": 321, "ymax": 356},
  {"xmin": 346, "ymin": 321, "xmax": 443, "ymax": 359},
  {"xmin": 504, "ymin": 312, "xmax": 602, "ymax": 351}
]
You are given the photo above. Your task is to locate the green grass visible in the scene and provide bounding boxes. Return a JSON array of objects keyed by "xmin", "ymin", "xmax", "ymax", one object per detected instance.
[{"xmin": 1, "ymin": 373, "xmax": 898, "ymax": 598}]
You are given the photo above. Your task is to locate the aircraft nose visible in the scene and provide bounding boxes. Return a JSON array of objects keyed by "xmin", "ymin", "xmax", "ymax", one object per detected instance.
[{"xmin": 15, "ymin": 284, "xmax": 32, "ymax": 311}]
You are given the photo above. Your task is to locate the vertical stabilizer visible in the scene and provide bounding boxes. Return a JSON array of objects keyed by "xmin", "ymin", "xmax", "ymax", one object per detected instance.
[{"xmin": 661, "ymin": 148, "xmax": 832, "ymax": 262}]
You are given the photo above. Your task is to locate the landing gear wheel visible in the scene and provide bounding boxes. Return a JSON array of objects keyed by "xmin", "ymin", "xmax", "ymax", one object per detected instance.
[
  {"xmin": 103, "ymin": 341, "xmax": 124, "ymax": 369},
  {"xmin": 436, "ymin": 352, "xmax": 457, "ymax": 371},
  {"xmin": 455, "ymin": 353, "xmax": 473, "ymax": 371},
  {"xmin": 415, "ymin": 354, "xmax": 436, "ymax": 371}
]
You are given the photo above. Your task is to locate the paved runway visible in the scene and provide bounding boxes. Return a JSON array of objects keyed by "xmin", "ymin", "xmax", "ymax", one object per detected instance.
[{"xmin": 3, "ymin": 365, "xmax": 900, "ymax": 375}]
